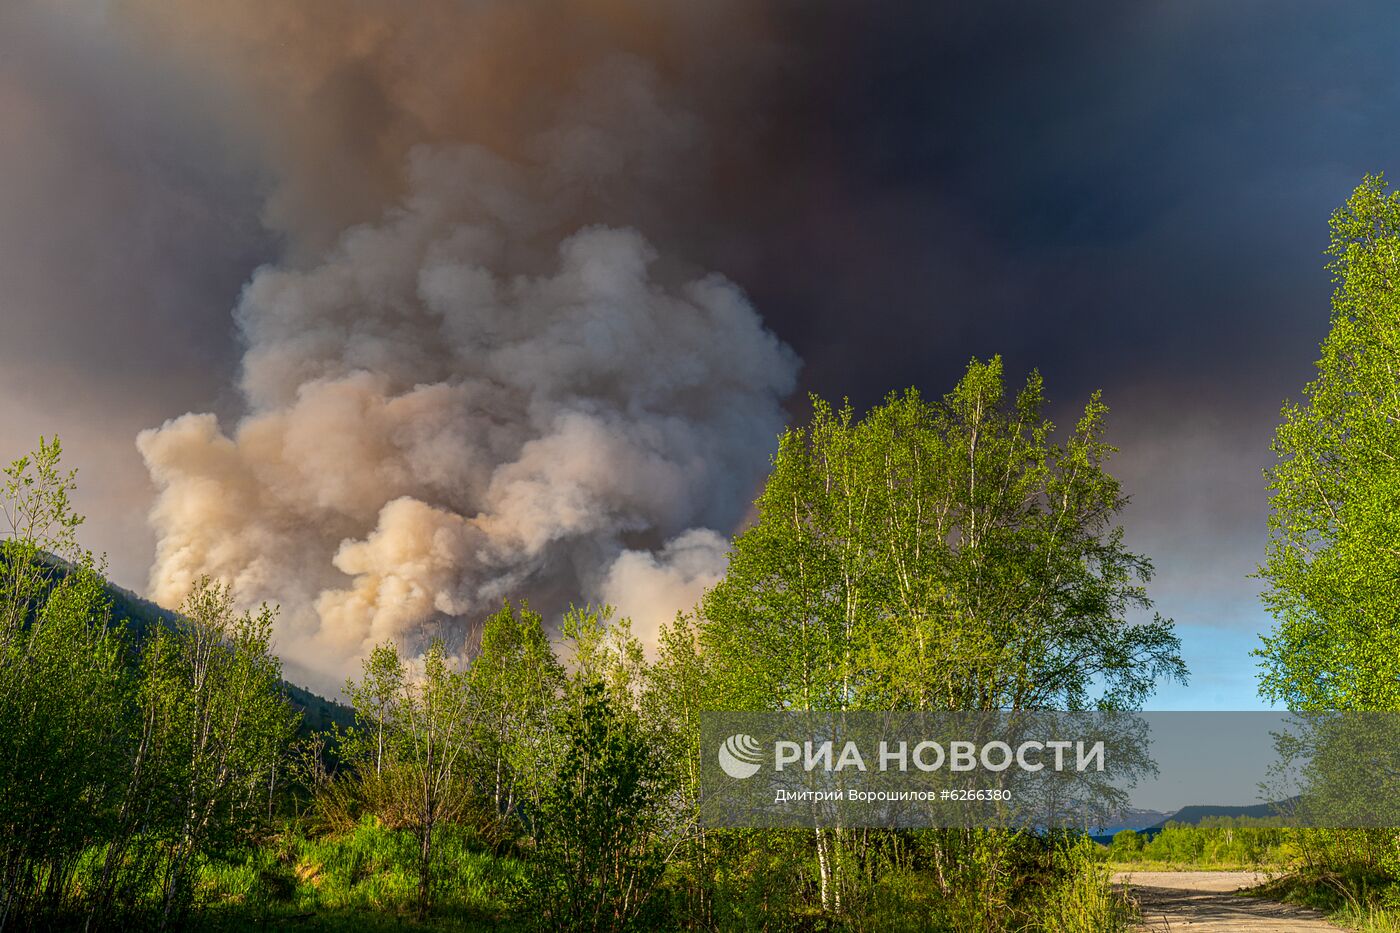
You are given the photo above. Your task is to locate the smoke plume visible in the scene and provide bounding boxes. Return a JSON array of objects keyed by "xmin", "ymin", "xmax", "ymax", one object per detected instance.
[{"xmin": 128, "ymin": 1, "xmax": 798, "ymax": 690}]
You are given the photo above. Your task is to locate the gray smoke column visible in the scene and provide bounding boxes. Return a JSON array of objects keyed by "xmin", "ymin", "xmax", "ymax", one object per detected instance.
[{"xmin": 129, "ymin": 2, "xmax": 798, "ymax": 690}]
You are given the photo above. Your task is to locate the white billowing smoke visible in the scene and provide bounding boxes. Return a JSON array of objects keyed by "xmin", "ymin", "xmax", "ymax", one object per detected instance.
[
  {"xmin": 598, "ymin": 528, "xmax": 731, "ymax": 651},
  {"xmin": 138, "ymin": 110, "xmax": 799, "ymax": 690}
]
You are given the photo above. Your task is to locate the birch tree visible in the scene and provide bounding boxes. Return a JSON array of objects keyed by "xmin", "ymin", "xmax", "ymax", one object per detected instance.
[
  {"xmin": 467, "ymin": 601, "xmax": 563, "ymax": 839},
  {"xmin": 347, "ymin": 640, "xmax": 476, "ymax": 920},
  {"xmin": 1258, "ymin": 174, "xmax": 1400, "ymax": 712},
  {"xmin": 146, "ymin": 578, "xmax": 295, "ymax": 927},
  {"xmin": 703, "ymin": 358, "xmax": 1183, "ymax": 713},
  {"xmin": 0, "ymin": 441, "xmax": 131, "ymax": 929},
  {"xmin": 700, "ymin": 358, "xmax": 1185, "ymax": 911}
]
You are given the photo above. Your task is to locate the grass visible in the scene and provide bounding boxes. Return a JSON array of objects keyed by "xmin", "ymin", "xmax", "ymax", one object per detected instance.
[
  {"xmin": 1246, "ymin": 867, "xmax": 1400, "ymax": 933},
  {"xmin": 1039, "ymin": 842, "xmax": 1137, "ymax": 933},
  {"xmin": 1106, "ymin": 858, "xmax": 1271, "ymax": 872},
  {"xmin": 63, "ymin": 824, "xmax": 1148, "ymax": 931},
  {"xmin": 188, "ymin": 817, "xmax": 526, "ymax": 931}
]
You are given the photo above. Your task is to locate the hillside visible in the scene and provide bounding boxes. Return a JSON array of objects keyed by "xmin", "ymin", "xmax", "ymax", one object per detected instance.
[
  {"xmin": 28, "ymin": 555, "xmax": 356, "ymax": 736},
  {"xmin": 104, "ymin": 576, "xmax": 356, "ymax": 735},
  {"xmin": 1142, "ymin": 800, "xmax": 1291, "ymax": 831}
]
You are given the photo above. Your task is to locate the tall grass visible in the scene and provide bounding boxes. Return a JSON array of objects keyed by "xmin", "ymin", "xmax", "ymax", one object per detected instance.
[
  {"xmin": 157, "ymin": 822, "xmax": 1143, "ymax": 931},
  {"xmin": 1250, "ymin": 862, "xmax": 1400, "ymax": 933},
  {"xmin": 828, "ymin": 835, "xmax": 1134, "ymax": 933},
  {"xmin": 1343, "ymin": 906, "xmax": 1400, "ymax": 933},
  {"xmin": 1038, "ymin": 840, "xmax": 1134, "ymax": 933},
  {"xmin": 190, "ymin": 817, "xmax": 525, "ymax": 930}
]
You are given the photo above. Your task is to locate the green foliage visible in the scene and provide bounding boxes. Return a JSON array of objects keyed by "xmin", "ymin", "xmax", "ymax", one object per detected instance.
[
  {"xmin": 183, "ymin": 817, "xmax": 524, "ymax": 931},
  {"xmin": 0, "ymin": 454, "xmax": 129, "ymax": 924},
  {"xmin": 701, "ymin": 830, "xmax": 813, "ymax": 931},
  {"xmin": 468, "ymin": 601, "xmax": 564, "ymax": 840},
  {"xmin": 703, "ymin": 358, "xmax": 1184, "ymax": 715},
  {"xmin": 345, "ymin": 643, "xmax": 407, "ymax": 781},
  {"xmin": 1159, "ymin": 175, "xmax": 1400, "ymax": 933},
  {"xmin": 0, "ymin": 439, "xmax": 296, "ymax": 930},
  {"xmin": 1258, "ymin": 174, "xmax": 1400, "ymax": 711},
  {"xmin": 1038, "ymin": 839, "xmax": 1132, "ymax": 933},
  {"xmin": 531, "ymin": 681, "xmax": 667, "ymax": 932},
  {"xmin": 1248, "ymin": 177, "xmax": 1400, "ymax": 931},
  {"xmin": 1249, "ymin": 836, "xmax": 1400, "ymax": 931},
  {"xmin": 138, "ymin": 577, "xmax": 298, "ymax": 925},
  {"xmin": 697, "ymin": 361, "xmax": 1182, "ymax": 915},
  {"xmin": 1106, "ymin": 818, "xmax": 1294, "ymax": 868},
  {"xmin": 1109, "ymin": 829, "xmax": 1143, "ymax": 855},
  {"xmin": 343, "ymin": 640, "xmax": 477, "ymax": 920},
  {"xmin": 561, "ymin": 603, "xmax": 649, "ymax": 702},
  {"xmin": 640, "ymin": 612, "xmax": 717, "ymax": 926},
  {"xmin": 1, "ymin": 366, "xmax": 1181, "ymax": 932}
]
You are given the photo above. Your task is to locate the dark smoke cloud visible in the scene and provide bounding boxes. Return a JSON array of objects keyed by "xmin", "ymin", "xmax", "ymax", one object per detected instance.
[
  {"xmin": 114, "ymin": 0, "xmax": 782, "ymax": 250},
  {"xmin": 0, "ymin": 1, "xmax": 269, "ymax": 584}
]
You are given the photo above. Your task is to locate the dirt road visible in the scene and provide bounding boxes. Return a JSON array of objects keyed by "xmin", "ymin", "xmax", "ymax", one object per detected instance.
[{"xmin": 1112, "ymin": 871, "xmax": 1339, "ymax": 932}]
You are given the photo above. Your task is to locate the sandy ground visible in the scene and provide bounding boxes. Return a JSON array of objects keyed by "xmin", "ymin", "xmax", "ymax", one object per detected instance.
[{"xmin": 1112, "ymin": 871, "xmax": 1340, "ymax": 932}]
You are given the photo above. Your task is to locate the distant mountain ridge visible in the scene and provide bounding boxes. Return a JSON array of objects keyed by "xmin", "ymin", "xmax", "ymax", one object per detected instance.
[
  {"xmin": 1088, "ymin": 807, "xmax": 1177, "ymax": 837},
  {"xmin": 1088, "ymin": 799, "xmax": 1294, "ymax": 844},
  {"xmin": 1141, "ymin": 800, "xmax": 1292, "ymax": 832}
]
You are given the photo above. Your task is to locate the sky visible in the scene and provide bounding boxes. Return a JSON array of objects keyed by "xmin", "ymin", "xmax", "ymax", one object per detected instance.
[{"xmin": 1, "ymin": 1, "xmax": 1394, "ymax": 703}]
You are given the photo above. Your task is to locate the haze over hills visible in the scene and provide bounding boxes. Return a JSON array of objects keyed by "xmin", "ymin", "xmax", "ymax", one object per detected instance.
[{"xmin": 1089, "ymin": 808, "xmax": 1178, "ymax": 837}]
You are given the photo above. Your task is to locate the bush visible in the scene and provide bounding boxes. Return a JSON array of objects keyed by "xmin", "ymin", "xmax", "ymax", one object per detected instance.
[{"xmin": 529, "ymin": 682, "xmax": 667, "ymax": 931}]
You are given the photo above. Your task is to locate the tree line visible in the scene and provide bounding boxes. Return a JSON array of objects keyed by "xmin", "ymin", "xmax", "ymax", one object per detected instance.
[
  {"xmin": 0, "ymin": 353, "xmax": 1167, "ymax": 931},
  {"xmin": 290, "ymin": 354, "xmax": 1175, "ymax": 931}
]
